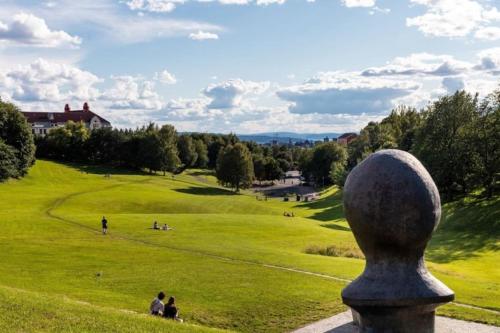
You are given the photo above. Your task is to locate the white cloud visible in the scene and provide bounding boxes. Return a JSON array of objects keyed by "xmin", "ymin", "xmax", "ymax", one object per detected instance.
[
  {"xmin": 203, "ymin": 79, "xmax": 270, "ymax": 109},
  {"xmin": 125, "ymin": 0, "xmax": 185, "ymax": 13},
  {"xmin": 361, "ymin": 53, "xmax": 473, "ymax": 77},
  {"xmin": 407, "ymin": 0, "xmax": 500, "ymax": 39},
  {"xmin": 341, "ymin": 0, "xmax": 375, "ymax": 8},
  {"xmin": 154, "ymin": 70, "xmax": 177, "ymax": 84},
  {"xmin": 277, "ymin": 72, "xmax": 419, "ymax": 115},
  {"xmin": 102, "ymin": 76, "xmax": 163, "ymax": 110},
  {"xmin": 189, "ymin": 30, "xmax": 219, "ymax": 40},
  {"xmin": 0, "ymin": 0, "xmax": 222, "ymax": 44},
  {"xmin": 0, "ymin": 13, "xmax": 81, "ymax": 48},
  {"xmin": 475, "ymin": 26, "xmax": 500, "ymax": 40},
  {"xmin": 4, "ymin": 58, "xmax": 100, "ymax": 102}
]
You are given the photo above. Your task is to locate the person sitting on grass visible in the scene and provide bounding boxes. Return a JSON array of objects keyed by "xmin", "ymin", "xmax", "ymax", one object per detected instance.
[
  {"xmin": 153, "ymin": 221, "xmax": 159, "ymax": 230},
  {"xmin": 162, "ymin": 224, "xmax": 168, "ymax": 231},
  {"xmin": 163, "ymin": 296, "xmax": 183, "ymax": 322},
  {"xmin": 150, "ymin": 291, "xmax": 166, "ymax": 316}
]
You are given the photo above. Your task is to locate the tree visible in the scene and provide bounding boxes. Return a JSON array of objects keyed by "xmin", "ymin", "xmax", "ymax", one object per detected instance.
[
  {"xmin": 194, "ymin": 139, "xmax": 209, "ymax": 168},
  {"xmin": 85, "ymin": 128, "xmax": 125, "ymax": 165},
  {"xmin": 264, "ymin": 157, "xmax": 284, "ymax": 181},
  {"xmin": 307, "ymin": 142, "xmax": 347, "ymax": 186},
  {"xmin": 253, "ymin": 155, "xmax": 267, "ymax": 184},
  {"xmin": 412, "ymin": 91, "xmax": 479, "ymax": 199},
  {"xmin": 0, "ymin": 141, "xmax": 19, "ymax": 180},
  {"xmin": 44, "ymin": 121, "xmax": 90, "ymax": 161},
  {"xmin": 216, "ymin": 143, "xmax": 254, "ymax": 192},
  {"xmin": 158, "ymin": 125, "xmax": 180, "ymax": 174},
  {"xmin": 177, "ymin": 135, "xmax": 198, "ymax": 168},
  {"xmin": 0, "ymin": 100, "xmax": 36, "ymax": 181},
  {"xmin": 381, "ymin": 106, "xmax": 423, "ymax": 151},
  {"xmin": 475, "ymin": 88, "xmax": 500, "ymax": 198}
]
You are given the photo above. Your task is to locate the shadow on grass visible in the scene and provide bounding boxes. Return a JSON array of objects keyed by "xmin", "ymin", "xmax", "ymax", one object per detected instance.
[
  {"xmin": 294, "ymin": 189, "xmax": 345, "ymax": 222},
  {"xmin": 321, "ymin": 223, "xmax": 351, "ymax": 232},
  {"xmin": 187, "ymin": 170, "xmax": 215, "ymax": 177},
  {"xmin": 426, "ymin": 197, "xmax": 500, "ymax": 263},
  {"xmin": 41, "ymin": 159, "xmax": 150, "ymax": 176},
  {"xmin": 174, "ymin": 186, "xmax": 236, "ymax": 196}
]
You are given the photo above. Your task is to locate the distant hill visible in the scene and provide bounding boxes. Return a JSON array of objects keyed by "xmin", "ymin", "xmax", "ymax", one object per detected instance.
[{"xmin": 238, "ymin": 132, "xmax": 342, "ymax": 144}]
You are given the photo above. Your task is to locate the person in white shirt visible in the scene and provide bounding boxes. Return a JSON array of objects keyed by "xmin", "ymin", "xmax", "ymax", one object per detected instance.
[{"xmin": 150, "ymin": 291, "xmax": 166, "ymax": 315}]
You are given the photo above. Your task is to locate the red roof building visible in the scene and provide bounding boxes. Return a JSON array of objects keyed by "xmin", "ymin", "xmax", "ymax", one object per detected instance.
[
  {"xmin": 22, "ymin": 103, "xmax": 111, "ymax": 136},
  {"xmin": 337, "ymin": 132, "xmax": 358, "ymax": 145}
]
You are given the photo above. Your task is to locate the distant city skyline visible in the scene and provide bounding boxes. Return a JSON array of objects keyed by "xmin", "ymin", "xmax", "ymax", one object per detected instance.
[{"xmin": 0, "ymin": 0, "xmax": 499, "ymax": 133}]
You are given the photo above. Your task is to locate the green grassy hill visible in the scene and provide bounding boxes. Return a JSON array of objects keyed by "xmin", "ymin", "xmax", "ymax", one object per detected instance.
[{"xmin": 0, "ymin": 160, "xmax": 498, "ymax": 332}]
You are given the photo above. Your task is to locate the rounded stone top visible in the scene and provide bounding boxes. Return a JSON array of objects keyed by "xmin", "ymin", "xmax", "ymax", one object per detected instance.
[{"xmin": 343, "ymin": 149, "xmax": 441, "ymax": 258}]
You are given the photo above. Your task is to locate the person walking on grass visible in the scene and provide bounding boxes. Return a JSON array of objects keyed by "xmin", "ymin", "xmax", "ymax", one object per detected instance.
[
  {"xmin": 101, "ymin": 216, "xmax": 108, "ymax": 235},
  {"xmin": 150, "ymin": 292, "xmax": 166, "ymax": 316},
  {"xmin": 163, "ymin": 296, "xmax": 183, "ymax": 322}
]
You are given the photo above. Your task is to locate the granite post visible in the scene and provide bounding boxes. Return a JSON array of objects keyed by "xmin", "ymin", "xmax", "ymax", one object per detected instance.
[{"xmin": 342, "ymin": 149, "xmax": 454, "ymax": 333}]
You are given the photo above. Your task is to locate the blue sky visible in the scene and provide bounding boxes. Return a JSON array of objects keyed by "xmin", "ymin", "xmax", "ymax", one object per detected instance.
[{"xmin": 0, "ymin": 0, "xmax": 499, "ymax": 133}]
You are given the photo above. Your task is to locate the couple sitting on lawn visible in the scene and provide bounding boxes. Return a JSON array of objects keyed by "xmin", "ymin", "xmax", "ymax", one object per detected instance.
[{"xmin": 150, "ymin": 292, "xmax": 183, "ymax": 322}]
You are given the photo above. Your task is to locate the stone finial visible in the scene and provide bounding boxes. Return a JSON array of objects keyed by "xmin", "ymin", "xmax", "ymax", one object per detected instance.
[
  {"xmin": 83, "ymin": 102, "xmax": 90, "ymax": 112},
  {"xmin": 342, "ymin": 149, "xmax": 454, "ymax": 333},
  {"xmin": 64, "ymin": 104, "xmax": 70, "ymax": 113}
]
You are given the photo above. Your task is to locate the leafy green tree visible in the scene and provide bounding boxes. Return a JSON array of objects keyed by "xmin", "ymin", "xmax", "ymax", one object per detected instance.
[
  {"xmin": 85, "ymin": 128, "xmax": 125, "ymax": 164},
  {"xmin": 45, "ymin": 121, "xmax": 90, "ymax": 161},
  {"xmin": 177, "ymin": 135, "xmax": 198, "ymax": 168},
  {"xmin": 264, "ymin": 157, "xmax": 283, "ymax": 181},
  {"xmin": 0, "ymin": 141, "xmax": 19, "ymax": 180},
  {"xmin": 0, "ymin": 100, "xmax": 35, "ymax": 180},
  {"xmin": 158, "ymin": 125, "xmax": 180, "ymax": 174},
  {"xmin": 194, "ymin": 139, "xmax": 209, "ymax": 168},
  {"xmin": 216, "ymin": 143, "xmax": 254, "ymax": 192},
  {"xmin": 253, "ymin": 155, "xmax": 267, "ymax": 184},
  {"xmin": 308, "ymin": 142, "xmax": 347, "ymax": 186},
  {"xmin": 381, "ymin": 105, "xmax": 423, "ymax": 151},
  {"xmin": 413, "ymin": 91, "xmax": 479, "ymax": 199},
  {"xmin": 475, "ymin": 88, "xmax": 500, "ymax": 198}
]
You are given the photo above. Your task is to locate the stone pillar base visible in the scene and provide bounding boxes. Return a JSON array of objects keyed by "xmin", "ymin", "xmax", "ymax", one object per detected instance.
[{"xmin": 350, "ymin": 304, "xmax": 440, "ymax": 333}]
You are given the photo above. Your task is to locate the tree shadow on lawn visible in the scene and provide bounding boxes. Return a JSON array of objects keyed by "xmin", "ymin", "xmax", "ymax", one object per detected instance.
[
  {"xmin": 294, "ymin": 190, "xmax": 345, "ymax": 222},
  {"xmin": 321, "ymin": 223, "xmax": 351, "ymax": 232},
  {"xmin": 174, "ymin": 186, "xmax": 237, "ymax": 196},
  {"xmin": 426, "ymin": 197, "xmax": 500, "ymax": 263},
  {"xmin": 186, "ymin": 170, "xmax": 215, "ymax": 177},
  {"xmin": 45, "ymin": 159, "xmax": 150, "ymax": 176}
]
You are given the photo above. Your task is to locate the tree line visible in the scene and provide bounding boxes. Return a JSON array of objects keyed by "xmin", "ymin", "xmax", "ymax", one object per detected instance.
[
  {"xmin": 1, "ymin": 87, "xmax": 498, "ymax": 200},
  {"xmin": 346, "ymin": 89, "xmax": 499, "ymax": 199}
]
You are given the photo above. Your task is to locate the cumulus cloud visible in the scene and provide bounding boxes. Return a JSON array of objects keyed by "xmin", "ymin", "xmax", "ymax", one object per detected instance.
[
  {"xmin": 154, "ymin": 70, "xmax": 177, "ymax": 84},
  {"xmin": 277, "ymin": 72, "xmax": 419, "ymax": 115},
  {"xmin": 341, "ymin": 0, "xmax": 375, "ymax": 8},
  {"xmin": 203, "ymin": 79, "xmax": 270, "ymax": 109},
  {"xmin": 102, "ymin": 76, "xmax": 163, "ymax": 110},
  {"xmin": 407, "ymin": 0, "xmax": 500, "ymax": 40},
  {"xmin": 4, "ymin": 58, "xmax": 99, "ymax": 102},
  {"xmin": 189, "ymin": 30, "xmax": 219, "ymax": 40},
  {"xmin": 0, "ymin": 13, "xmax": 81, "ymax": 47},
  {"xmin": 361, "ymin": 53, "xmax": 473, "ymax": 77},
  {"xmin": 125, "ymin": 0, "xmax": 185, "ymax": 13}
]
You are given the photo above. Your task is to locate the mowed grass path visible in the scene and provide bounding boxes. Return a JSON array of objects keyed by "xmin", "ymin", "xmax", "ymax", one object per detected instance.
[{"xmin": 0, "ymin": 160, "xmax": 498, "ymax": 332}]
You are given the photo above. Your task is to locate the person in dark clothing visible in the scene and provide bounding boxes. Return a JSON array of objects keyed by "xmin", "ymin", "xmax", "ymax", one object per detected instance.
[
  {"xmin": 163, "ymin": 296, "xmax": 182, "ymax": 321},
  {"xmin": 101, "ymin": 216, "xmax": 108, "ymax": 235}
]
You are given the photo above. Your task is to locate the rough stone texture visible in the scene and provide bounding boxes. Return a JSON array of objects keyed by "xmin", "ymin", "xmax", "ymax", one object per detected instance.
[
  {"xmin": 291, "ymin": 311, "xmax": 500, "ymax": 333},
  {"xmin": 341, "ymin": 149, "xmax": 454, "ymax": 332}
]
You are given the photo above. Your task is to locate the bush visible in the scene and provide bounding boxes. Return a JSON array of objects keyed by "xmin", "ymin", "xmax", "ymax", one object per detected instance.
[{"xmin": 0, "ymin": 100, "xmax": 36, "ymax": 181}]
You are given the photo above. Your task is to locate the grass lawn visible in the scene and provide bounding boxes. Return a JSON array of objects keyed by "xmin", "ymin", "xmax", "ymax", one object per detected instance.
[{"xmin": 0, "ymin": 160, "xmax": 498, "ymax": 332}]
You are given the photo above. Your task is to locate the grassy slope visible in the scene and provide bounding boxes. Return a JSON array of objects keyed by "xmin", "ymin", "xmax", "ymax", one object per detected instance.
[{"xmin": 0, "ymin": 160, "xmax": 498, "ymax": 332}]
